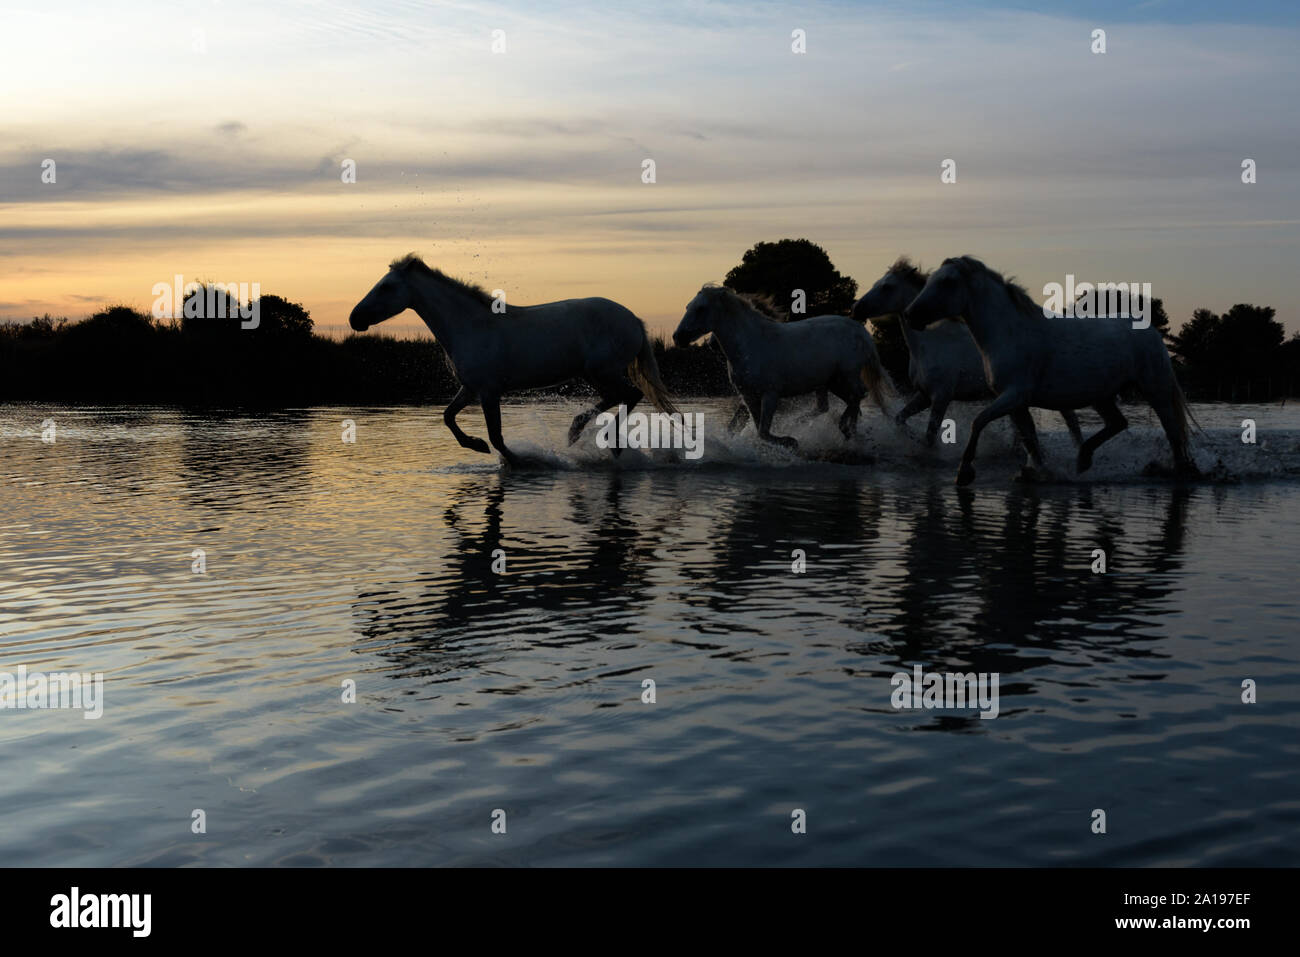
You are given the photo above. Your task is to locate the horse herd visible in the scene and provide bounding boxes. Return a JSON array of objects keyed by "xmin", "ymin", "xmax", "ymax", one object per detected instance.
[{"xmin": 348, "ymin": 253, "xmax": 1200, "ymax": 486}]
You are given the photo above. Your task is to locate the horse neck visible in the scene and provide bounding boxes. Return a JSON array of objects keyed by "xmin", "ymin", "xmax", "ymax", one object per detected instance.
[
  {"xmin": 961, "ymin": 273, "xmax": 1032, "ymax": 355},
  {"xmin": 898, "ymin": 308, "xmax": 922, "ymax": 350},
  {"xmin": 408, "ymin": 274, "xmax": 489, "ymax": 355},
  {"xmin": 708, "ymin": 299, "xmax": 762, "ymax": 359}
]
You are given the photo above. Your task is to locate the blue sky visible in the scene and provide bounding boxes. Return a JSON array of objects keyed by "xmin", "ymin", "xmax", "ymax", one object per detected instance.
[{"xmin": 907, "ymin": 0, "xmax": 1298, "ymax": 24}]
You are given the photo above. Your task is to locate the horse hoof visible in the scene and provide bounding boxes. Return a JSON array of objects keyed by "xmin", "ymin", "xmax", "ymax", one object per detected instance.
[
  {"xmin": 1076, "ymin": 456, "xmax": 1092, "ymax": 474},
  {"xmin": 956, "ymin": 464, "xmax": 976, "ymax": 486},
  {"xmin": 467, "ymin": 438, "xmax": 490, "ymax": 454}
]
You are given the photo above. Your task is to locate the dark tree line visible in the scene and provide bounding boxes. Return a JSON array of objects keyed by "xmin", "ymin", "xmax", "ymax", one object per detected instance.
[
  {"xmin": 0, "ymin": 289, "xmax": 455, "ymax": 405},
  {"xmin": 1168, "ymin": 304, "xmax": 1299, "ymax": 401},
  {"xmin": 2, "ymin": 257, "xmax": 1296, "ymax": 404}
]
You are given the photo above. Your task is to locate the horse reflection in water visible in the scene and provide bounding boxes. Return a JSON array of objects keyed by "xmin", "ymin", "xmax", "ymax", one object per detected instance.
[
  {"xmin": 350, "ymin": 472, "xmax": 682, "ymax": 682},
  {"xmin": 351, "ymin": 466, "xmax": 1197, "ymax": 732},
  {"xmin": 676, "ymin": 479, "xmax": 1194, "ymax": 727},
  {"xmin": 871, "ymin": 484, "xmax": 1194, "ymax": 724},
  {"xmin": 682, "ymin": 477, "xmax": 888, "ymax": 625}
]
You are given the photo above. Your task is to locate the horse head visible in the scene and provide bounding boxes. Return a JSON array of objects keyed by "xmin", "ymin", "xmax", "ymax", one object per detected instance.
[
  {"xmin": 854, "ymin": 257, "xmax": 930, "ymax": 323},
  {"xmin": 903, "ymin": 258, "xmax": 973, "ymax": 329},
  {"xmin": 350, "ymin": 258, "xmax": 417, "ymax": 331},
  {"xmin": 672, "ymin": 285, "xmax": 725, "ymax": 346}
]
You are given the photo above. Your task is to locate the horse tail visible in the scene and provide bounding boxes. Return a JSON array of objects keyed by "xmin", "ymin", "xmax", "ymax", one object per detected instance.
[
  {"xmin": 1150, "ymin": 332, "xmax": 1200, "ymax": 443},
  {"xmin": 860, "ymin": 340, "xmax": 894, "ymax": 411},
  {"xmin": 1171, "ymin": 369, "xmax": 1201, "ymax": 442},
  {"xmin": 631, "ymin": 330, "xmax": 679, "ymax": 415}
]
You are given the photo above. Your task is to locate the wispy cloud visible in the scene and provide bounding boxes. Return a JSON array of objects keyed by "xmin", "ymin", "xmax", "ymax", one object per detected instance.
[{"xmin": 0, "ymin": 0, "xmax": 1297, "ymax": 333}]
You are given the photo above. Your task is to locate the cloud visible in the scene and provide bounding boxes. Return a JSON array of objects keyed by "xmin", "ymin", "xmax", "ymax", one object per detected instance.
[{"xmin": 1, "ymin": 1, "xmax": 1297, "ymax": 332}]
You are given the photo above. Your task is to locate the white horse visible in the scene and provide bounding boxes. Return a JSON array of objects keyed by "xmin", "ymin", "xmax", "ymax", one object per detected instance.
[
  {"xmin": 903, "ymin": 256, "xmax": 1199, "ymax": 486},
  {"xmin": 853, "ymin": 257, "xmax": 1082, "ymax": 447},
  {"xmin": 672, "ymin": 284, "xmax": 891, "ymax": 450},
  {"xmin": 350, "ymin": 254, "xmax": 677, "ymax": 467}
]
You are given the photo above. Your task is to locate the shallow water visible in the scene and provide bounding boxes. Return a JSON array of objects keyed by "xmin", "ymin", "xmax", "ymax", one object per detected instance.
[{"xmin": 2, "ymin": 399, "xmax": 1299, "ymax": 866}]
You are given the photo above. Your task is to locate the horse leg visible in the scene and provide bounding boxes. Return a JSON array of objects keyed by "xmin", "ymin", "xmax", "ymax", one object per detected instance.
[
  {"xmin": 1061, "ymin": 409, "xmax": 1083, "ymax": 448},
  {"xmin": 569, "ymin": 376, "xmax": 641, "ymax": 446},
  {"xmin": 956, "ymin": 390, "xmax": 1024, "ymax": 486},
  {"xmin": 758, "ymin": 392, "xmax": 799, "ymax": 450},
  {"xmin": 895, "ymin": 391, "xmax": 931, "ymax": 428},
  {"xmin": 1010, "ymin": 407, "xmax": 1047, "ymax": 479},
  {"xmin": 568, "ymin": 406, "xmax": 597, "ymax": 445},
  {"xmin": 925, "ymin": 393, "xmax": 952, "ymax": 447},
  {"xmin": 594, "ymin": 375, "xmax": 643, "ymax": 457},
  {"xmin": 444, "ymin": 386, "xmax": 490, "ymax": 454},
  {"xmin": 480, "ymin": 393, "xmax": 521, "ymax": 468},
  {"xmin": 727, "ymin": 400, "xmax": 751, "ymax": 434},
  {"xmin": 1148, "ymin": 390, "xmax": 1200, "ymax": 477},
  {"xmin": 1077, "ymin": 399, "xmax": 1127, "ymax": 474},
  {"xmin": 829, "ymin": 375, "xmax": 864, "ymax": 441}
]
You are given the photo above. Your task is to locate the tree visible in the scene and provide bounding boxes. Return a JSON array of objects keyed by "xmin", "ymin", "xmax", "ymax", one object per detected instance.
[
  {"xmin": 1171, "ymin": 303, "xmax": 1286, "ymax": 398},
  {"xmin": 723, "ymin": 239, "xmax": 857, "ymax": 319},
  {"xmin": 181, "ymin": 285, "xmax": 313, "ymax": 336},
  {"xmin": 1216, "ymin": 304, "xmax": 1283, "ymax": 373},
  {"xmin": 1148, "ymin": 297, "xmax": 1172, "ymax": 345},
  {"xmin": 254, "ymin": 294, "xmax": 314, "ymax": 336},
  {"xmin": 65, "ymin": 305, "xmax": 155, "ymax": 344},
  {"xmin": 1170, "ymin": 308, "xmax": 1219, "ymax": 370}
]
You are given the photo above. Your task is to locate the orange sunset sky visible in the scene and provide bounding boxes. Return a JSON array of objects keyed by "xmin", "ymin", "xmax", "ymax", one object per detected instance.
[{"xmin": 2, "ymin": 1, "xmax": 1297, "ymax": 339}]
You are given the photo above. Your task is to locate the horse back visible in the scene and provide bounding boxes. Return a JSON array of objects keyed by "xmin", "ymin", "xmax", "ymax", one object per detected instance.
[
  {"xmin": 485, "ymin": 297, "xmax": 646, "ymax": 390},
  {"xmin": 736, "ymin": 314, "xmax": 873, "ymax": 395},
  {"xmin": 1031, "ymin": 316, "xmax": 1166, "ymax": 404}
]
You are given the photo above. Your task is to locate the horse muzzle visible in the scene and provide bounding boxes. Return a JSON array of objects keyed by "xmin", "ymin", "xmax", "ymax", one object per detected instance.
[{"xmin": 348, "ymin": 309, "xmax": 370, "ymax": 332}]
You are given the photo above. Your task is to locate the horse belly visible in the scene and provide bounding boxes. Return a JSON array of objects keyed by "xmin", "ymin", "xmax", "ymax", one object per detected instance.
[
  {"xmin": 1039, "ymin": 351, "xmax": 1134, "ymax": 409},
  {"xmin": 777, "ymin": 354, "xmax": 843, "ymax": 395},
  {"xmin": 949, "ymin": 360, "xmax": 992, "ymax": 399},
  {"xmin": 500, "ymin": 338, "xmax": 586, "ymax": 391}
]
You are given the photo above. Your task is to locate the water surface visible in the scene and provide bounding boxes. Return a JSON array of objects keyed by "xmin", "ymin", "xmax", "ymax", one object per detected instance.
[{"xmin": 2, "ymin": 400, "xmax": 1298, "ymax": 865}]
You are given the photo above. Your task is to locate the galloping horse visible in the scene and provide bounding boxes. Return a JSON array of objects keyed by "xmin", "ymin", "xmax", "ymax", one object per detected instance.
[
  {"xmin": 853, "ymin": 257, "xmax": 1082, "ymax": 447},
  {"xmin": 903, "ymin": 256, "xmax": 1198, "ymax": 486},
  {"xmin": 672, "ymin": 284, "xmax": 891, "ymax": 450},
  {"xmin": 350, "ymin": 255, "xmax": 677, "ymax": 467}
]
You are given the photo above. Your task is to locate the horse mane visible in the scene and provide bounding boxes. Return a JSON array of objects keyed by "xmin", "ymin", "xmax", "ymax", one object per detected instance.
[
  {"xmin": 945, "ymin": 255, "xmax": 1041, "ymax": 319},
  {"xmin": 887, "ymin": 256, "xmax": 930, "ymax": 287},
  {"xmin": 702, "ymin": 284, "xmax": 789, "ymax": 321},
  {"xmin": 389, "ymin": 253, "xmax": 495, "ymax": 307}
]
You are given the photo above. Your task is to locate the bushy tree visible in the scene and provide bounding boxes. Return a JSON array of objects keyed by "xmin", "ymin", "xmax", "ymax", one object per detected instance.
[
  {"xmin": 181, "ymin": 285, "xmax": 313, "ymax": 336},
  {"xmin": 724, "ymin": 239, "xmax": 857, "ymax": 319},
  {"xmin": 1171, "ymin": 303, "xmax": 1286, "ymax": 397}
]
